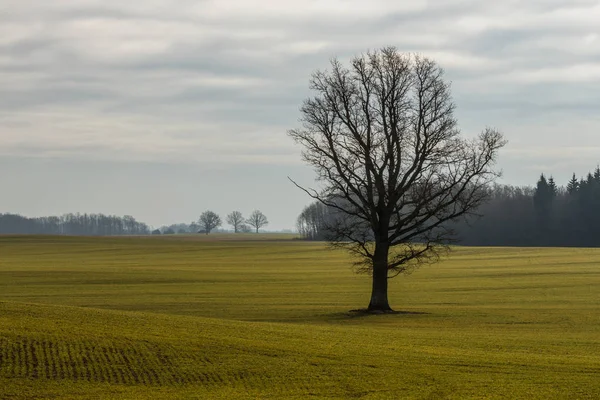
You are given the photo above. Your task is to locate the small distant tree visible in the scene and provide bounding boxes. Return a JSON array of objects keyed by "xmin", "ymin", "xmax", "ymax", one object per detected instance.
[
  {"xmin": 198, "ymin": 211, "xmax": 221, "ymax": 235},
  {"xmin": 226, "ymin": 211, "xmax": 245, "ymax": 233},
  {"xmin": 152, "ymin": 229, "xmax": 161, "ymax": 235},
  {"xmin": 246, "ymin": 210, "xmax": 268, "ymax": 233},
  {"xmin": 164, "ymin": 228, "xmax": 176, "ymax": 235},
  {"xmin": 567, "ymin": 173, "xmax": 579, "ymax": 195},
  {"xmin": 533, "ymin": 174, "xmax": 556, "ymax": 216},
  {"xmin": 548, "ymin": 176, "xmax": 557, "ymax": 195}
]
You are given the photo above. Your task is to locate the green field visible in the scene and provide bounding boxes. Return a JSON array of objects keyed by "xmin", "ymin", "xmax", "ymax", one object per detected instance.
[{"xmin": 1, "ymin": 235, "xmax": 600, "ymax": 399}]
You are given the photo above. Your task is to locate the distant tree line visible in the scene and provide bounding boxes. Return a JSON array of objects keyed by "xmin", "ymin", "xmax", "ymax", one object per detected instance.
[
  {"xmin": 0, "ymin": 209, "xmax": 271, "ymax": 236},
  {"xmin": 297, "ymin": 165, "xmax": 600, "ymax": 247},
  {"xmin": 455, "ymin": 166, "xmax": 600, "ymax": 247},
  {"xmin": 157, "ymin": 210, "xmax": 270, "ymax": 235},
  {"xmin": 0, "ymin": 213, "xmax": 150, "ymax": 235}
]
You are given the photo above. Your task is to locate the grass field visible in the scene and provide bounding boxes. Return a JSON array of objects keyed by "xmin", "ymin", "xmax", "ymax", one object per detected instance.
[{"xmin": 1, "ymin": 235, "xmax": 600, "ymax": 399}]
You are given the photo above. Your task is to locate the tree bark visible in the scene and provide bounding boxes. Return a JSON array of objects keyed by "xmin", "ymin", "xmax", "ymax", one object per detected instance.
[{"xmin": 368, "ymin": 242, "xmax": 392, "ymax": 312}]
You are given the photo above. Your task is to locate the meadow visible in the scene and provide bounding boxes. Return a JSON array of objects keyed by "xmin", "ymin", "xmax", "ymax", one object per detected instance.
[{"xmin": 1, "ymin": 235, "xmax": 600, "ymax": 399}]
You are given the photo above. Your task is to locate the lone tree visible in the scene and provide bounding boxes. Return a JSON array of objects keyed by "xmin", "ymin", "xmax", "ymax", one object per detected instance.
[
  {"xmin": 246, "ymin": 210, "xmax": 268, "ymax": 233},
  {"xmin": 198, "ymin": 211, "xmax": 221, "ymax": 235},
  {"xmin": 226, "ymin": 211, "xmax": 245, "ymax": 233},
  {"xmin": 288, "ymin": 47, "xmax": 506, "ymax": 312}
]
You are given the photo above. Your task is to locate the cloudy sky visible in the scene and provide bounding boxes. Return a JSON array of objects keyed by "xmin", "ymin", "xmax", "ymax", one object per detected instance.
[{"xmin": 1, "ymin": 0, "xmax": 599, "ymax": 230}]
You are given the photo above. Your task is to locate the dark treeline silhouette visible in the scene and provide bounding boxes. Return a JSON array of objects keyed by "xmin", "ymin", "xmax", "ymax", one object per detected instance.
[
  {"xmin": 298, "ymin": 165, "xmax": 600, "ymax": 247},
  {"xmin": 0, "ymin": 213, "xmax": 150, "ymax": 236}
]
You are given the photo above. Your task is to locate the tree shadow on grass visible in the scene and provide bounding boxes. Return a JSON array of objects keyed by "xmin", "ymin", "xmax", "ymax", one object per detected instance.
[{"xmin": 326, "ymin": 309, "xmax": 430, "ymax": 321}]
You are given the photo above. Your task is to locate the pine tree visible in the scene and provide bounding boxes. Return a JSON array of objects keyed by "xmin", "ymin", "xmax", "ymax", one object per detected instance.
[
  {"xmin": 548, "ymin": 176, "xmax": 557, "ymax": 197},
  {"xmin": 533, "ymin": 174, "xmax": 552, "ymax": 212},
  {"xmin": 585, "ymin": 172, "xmax": 594, "ymax": 189},
  {"xmin": 574, "ymin": 172, "xmax": 599, "ymax": 245},
  {"xmin": 533, "ymin": 173, "xmax": 556, "ymax": 244},
  {"xmin": 566, "ymin": 173, "xmax": 579, "ymax": 195}
]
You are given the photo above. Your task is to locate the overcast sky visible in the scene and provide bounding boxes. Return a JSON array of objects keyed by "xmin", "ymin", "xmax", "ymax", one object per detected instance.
[{"xmin": 1, "ymin": 0, "xmax": 599, "ymax": 230}]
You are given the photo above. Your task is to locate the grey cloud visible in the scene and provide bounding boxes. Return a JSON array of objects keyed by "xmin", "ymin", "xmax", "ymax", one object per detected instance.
[
  {"xmin": 0, "ymin": 88, "xmax": 113, "ymax": 109},
  {"xmin": 1, "ymin": 0, "xmax": 600, "ymax": 172}
]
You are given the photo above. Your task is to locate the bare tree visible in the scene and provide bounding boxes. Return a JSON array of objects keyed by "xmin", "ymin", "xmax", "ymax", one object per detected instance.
[
  {"xmin": 246, "ymin": 210, "xmax": 268, "ymax": 233},
  {"xmin": 288, "ymin": 47, "xmax": 506, "ymax": 312},
  {"xmin": 226, "ymin": 211, "xmax": 245, "ymax": 233},
  {"xmin": 198, "ymin": 211, "xmax": 221, "ymax": 235}
]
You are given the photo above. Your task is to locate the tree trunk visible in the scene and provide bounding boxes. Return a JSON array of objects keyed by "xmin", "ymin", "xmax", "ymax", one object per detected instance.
[{"xmin": 368, "ymin": 242, "xmax": 392, "ymax": 312}]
